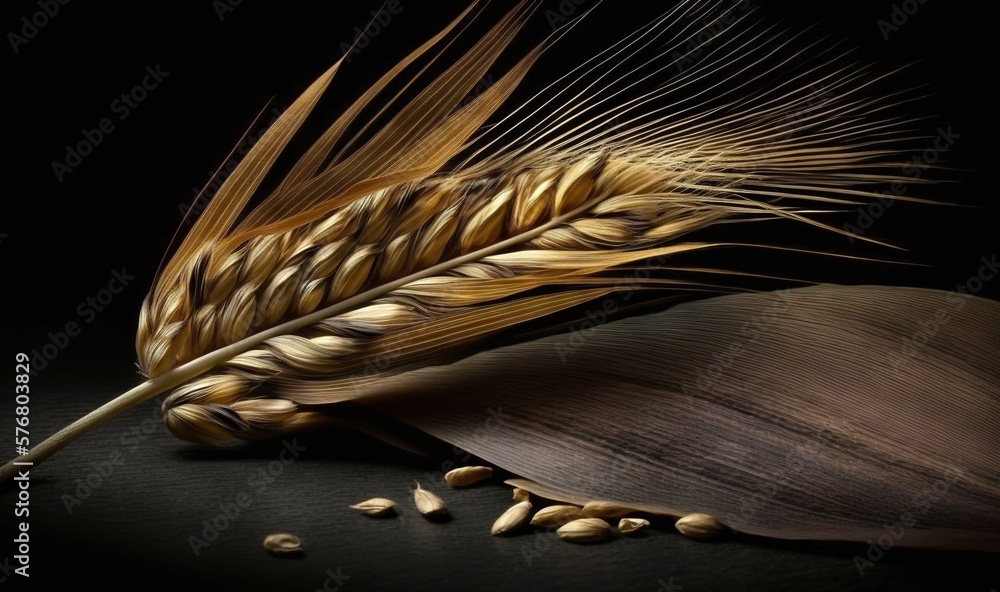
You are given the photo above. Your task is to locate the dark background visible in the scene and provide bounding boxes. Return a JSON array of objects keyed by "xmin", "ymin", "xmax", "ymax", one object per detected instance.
[{"xmin": 1, "ymin": 1, "xmax": 996, "ymax": 590}]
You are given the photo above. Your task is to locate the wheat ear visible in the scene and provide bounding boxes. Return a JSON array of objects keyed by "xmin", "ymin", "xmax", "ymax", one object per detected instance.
[{"xmin": 1, "ymin": 1, "xmax": 927, "ymax": 479}]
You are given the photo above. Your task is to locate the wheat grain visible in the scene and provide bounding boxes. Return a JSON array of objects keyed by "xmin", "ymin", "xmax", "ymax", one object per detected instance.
[
  {"xmin": 530, "ymin": 505, "xmax": 588, "ymax": 528},
  {"xmin": 618, "ymin": 518, "xmax": 650, "ymax": 535},
  {"xmin": 556, "ymin": 518, "xmax": 613, "ymax": 543},
  {"xmin": 583, "ymin": 501, "xmax": 641, "ymax": 520},
  {"xmin": 413, "ymin": 482, "xmax": 449, "ymax": 518},
  {"xmin": 512, "ymin": 488, "xmax": 530, "ymax": 503},
  {"xmin": 444, "ymin": 466, "xmax": 493, "ymax": 487},
  {"xmin": 350, "ymin": 498, "xmax": 396, "ymax": 517},
  {"xmin": 263, "ymin": 533, "xmax": 303, "ymax": 556},
  {"xmin": 491, "ymin": 501, "xmax": 533, "ymax": 536},
  {"xmin": 674, "ymin": 513, "xmax": 725, "ymax": 540}
]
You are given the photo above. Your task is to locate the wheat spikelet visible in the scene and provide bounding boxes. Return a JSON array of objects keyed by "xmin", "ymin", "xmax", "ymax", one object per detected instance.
[
  {"xmin": 153, "ymin": 138, "xmax": 905, "ymax": 444},
  {"xmin": 144, "ymin": 49, "xmax": 919, "ymax": 444},
  {"xmin": 0, "ymin": 0, "xmax": 907, "ymax": 464}
]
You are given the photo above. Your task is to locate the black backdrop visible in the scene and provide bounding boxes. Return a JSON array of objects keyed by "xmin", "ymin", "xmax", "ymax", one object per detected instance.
[{"xmin": 1, "ymin": 1, "xmax": 996, "ymax": 590}]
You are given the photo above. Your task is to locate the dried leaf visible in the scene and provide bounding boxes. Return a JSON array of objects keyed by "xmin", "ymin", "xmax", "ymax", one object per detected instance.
[{"xmin": 361, "ymin": 285, "xmax": 1000, "ymax": 552}]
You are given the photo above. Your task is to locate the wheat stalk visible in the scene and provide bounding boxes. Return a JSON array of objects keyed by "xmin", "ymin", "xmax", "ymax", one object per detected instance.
[
  {"xmin": 0, "ymin": 1, "xmax": 948, "ymax": 491},
  {"xmin": 154, "ymin": 138, "xmax": 906, "ymax": 444}
]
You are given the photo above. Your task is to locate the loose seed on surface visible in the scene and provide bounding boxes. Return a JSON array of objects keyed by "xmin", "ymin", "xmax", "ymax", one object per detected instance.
[
  {"xmin": 582, "ymin": 500, "xmax": 640, "ymax": 519},
  {"xmin": 530, "ymin": 504, "xmax": 587, "ymax": 528},
  {"xmin": 444, "ymin": 466, "xmax": 494, "ymax": 487},
  {"xmin": 263, "ymin": 533, "xmax": 303, "ymax": 556},
  {"xmin": 491, "ymin": 501, "xmax": 533, "ymax": 536},
  {"xmin": 413, "ymin": 482, "xmax": 449, "ymax": 517},
  {"xmin": 618, "ymin": 517, "xmax": 650, "ymax": 534},
  {"xmin": 349, "ymin": 498, "xmax": 396, "ymax": 517},
  {"xmin": 674, "ymin": 513, "xmax": 725, "ymax": 540},
  {"xmin": 556, "ymin": 518, "xmax": 613, "ymax": 543}
]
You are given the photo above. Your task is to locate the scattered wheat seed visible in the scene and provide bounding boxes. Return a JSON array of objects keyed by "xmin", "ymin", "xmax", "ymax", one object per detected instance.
[
  {"xmin": 444, "ymin": 466, "xmax": 494, "ymax": 487},
  {"xmin": 349, "ymin": 498, "xmax": 396, "ymax": 517},
  {"xmin": 491, "ymin": 501, "xmax": 533, "ymax": 536},
  {"xmin": 512, "ymin": 488, "xmax": 531, "ymax": 502},
  {"xmin": 582, "ymin": 500, "xmax": 640, "ymax": 519},
  {"xmin": 557, "ymin": 518, "xmax": 613, "ymax": 543},
  {"xmin": 530, "ymin": 504, "xmax": 587, "ymax": 528},
  {"xmin": 413, "ymin": 481, "xmax": 449, "ymax": 517},
  {"xmin": 618, "ymin": 517, "xmax": 650, "ymax": 535},
  {"xmin": 263, "ymin": 533, "xmax": 303, "ymax": 556},
  {"xmin": 674, "ymin": 513, "xmax": 725, "ymax": 540}
]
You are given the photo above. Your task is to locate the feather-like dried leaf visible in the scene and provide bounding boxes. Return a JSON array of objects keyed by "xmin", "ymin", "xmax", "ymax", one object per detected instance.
[{"xmin": 360, "ymin": 285, "xmax": 1000, "ymax": 551}]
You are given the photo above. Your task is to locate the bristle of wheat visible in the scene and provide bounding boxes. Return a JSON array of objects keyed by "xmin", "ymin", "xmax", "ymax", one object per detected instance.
[
  {"xmin": 140, "ymin": 0, "xmax": 926, "ymax": 445},
  {"xmin": 154, "ymin": 139, "xmax": 915, "ymax": 443},
  {"xmin": 142, "ymin": 149, "xmax": 779, "ymax": 378}
]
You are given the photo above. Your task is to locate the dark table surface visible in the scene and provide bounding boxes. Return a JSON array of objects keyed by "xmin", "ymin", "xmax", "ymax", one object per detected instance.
[{"xmin": 1, "ymin": 335, "xmax": 997, "ymax": 591}]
